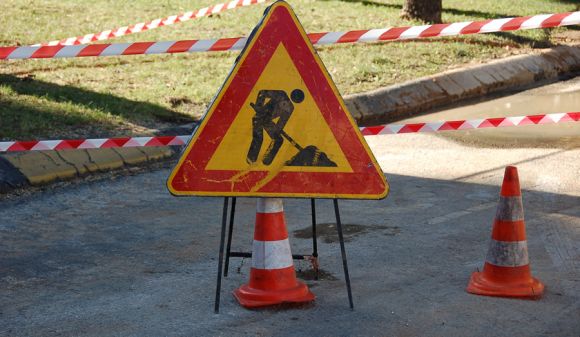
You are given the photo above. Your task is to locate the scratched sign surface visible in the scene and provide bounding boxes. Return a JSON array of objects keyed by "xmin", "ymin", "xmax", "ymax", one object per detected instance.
[{"xmin": 167, "ymin": 1, "xmax": 389, "ymax": 199}]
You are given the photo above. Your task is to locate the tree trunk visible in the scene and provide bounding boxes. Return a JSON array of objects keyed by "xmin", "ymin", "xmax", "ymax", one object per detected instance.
[{"xmin": 401, "ymin": 0, "xmax": 442, "ymax": 24}]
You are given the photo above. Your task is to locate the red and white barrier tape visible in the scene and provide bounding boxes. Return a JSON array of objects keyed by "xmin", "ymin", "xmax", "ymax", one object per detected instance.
[
  {"xmin": 359, "ymin": 112, "xmax": 578, "ymax": 135},
  {"xmin": 36, "ymin": 0, "xmax": 266, "ymax": 46},
  {"xmin": 2, "ymin": 11, "xmax": 578, "ymax": 60},
  {"xmin": 1, "ymin": 112, "xmax": 577, "ymax": 152},
  {"xmin": 0, "ymin": 135, "xmax": 191, "ymax": 153}
]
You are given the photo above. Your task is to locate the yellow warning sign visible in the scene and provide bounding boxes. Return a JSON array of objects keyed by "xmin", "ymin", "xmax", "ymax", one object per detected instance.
[{"xmin": 167, "ymin": 0, "xmax": 389, "ymax": 199}]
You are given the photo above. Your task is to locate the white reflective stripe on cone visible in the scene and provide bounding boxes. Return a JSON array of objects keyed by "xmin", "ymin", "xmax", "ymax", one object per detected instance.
[
  {"xmin": 495, "ymin": 196, "xmax": 524, "ymax": 221},
  {"xmin": 486, "ymin": 240, "xmax": 530, "ymax": 267},
  {"xmin": 256, "ymin": 198, "xmax": 283, "ymax": 214},
  {"xmin": 252, "ymin": 239, "xmax": 294, "ymax": 270}
]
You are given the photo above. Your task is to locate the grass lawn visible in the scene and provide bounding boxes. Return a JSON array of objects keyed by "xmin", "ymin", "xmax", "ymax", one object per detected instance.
[{"xmin": 0, "ymin": 0, "xmax": 577, "ymax": 140}]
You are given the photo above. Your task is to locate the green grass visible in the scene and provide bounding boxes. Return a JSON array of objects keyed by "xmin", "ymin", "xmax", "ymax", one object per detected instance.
[{"xmin": 0, "ymin": 0, "xmax": 577, "ymax": 140}]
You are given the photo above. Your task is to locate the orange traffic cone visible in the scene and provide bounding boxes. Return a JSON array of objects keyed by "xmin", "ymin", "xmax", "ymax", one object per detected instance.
[
  {"xmin": 233, "ymin": 198, "xmax": 315, "ymax": 308},
  {"xmin": 467, "ymin": 166, "xmax": 544, "ymax": 299}
]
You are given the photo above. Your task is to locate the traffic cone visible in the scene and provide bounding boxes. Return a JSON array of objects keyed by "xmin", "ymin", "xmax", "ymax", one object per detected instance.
[
  {"xmin": 467, "ymin": 166, "xmax": 544, "ymax": 299},
  {"xmin": 233, "ymin": 198, "xmax": 315, "ymax": 308}
]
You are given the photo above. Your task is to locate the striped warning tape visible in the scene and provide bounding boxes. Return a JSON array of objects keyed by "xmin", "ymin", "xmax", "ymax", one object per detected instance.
[
  {"xmin": 36, "ymin": 0, "xmax": 266, "ymax": 47},
  {"xmin": 359, "ymin": 112, "xmax": 579, "ymax": 135},
  {"xmin": 1, "ymin": 112, "xmax": 577, "ymax": 152},
  {"xmin": 2, "ymin": 11, "xmax": 578, "ymax": 60}
]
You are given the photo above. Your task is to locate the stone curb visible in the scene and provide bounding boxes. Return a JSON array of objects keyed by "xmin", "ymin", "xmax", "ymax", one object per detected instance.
[
  {"xmin": 345, "ymin": 44, "xmax": 580, "ymax": 126},
  {"xmin": 0, "ymin": 147, "xmax": 175, "ymax": 193},
  {"xmin": 0, "ymin": 156, "xmax": 28, "ymax": 193},
  {"xmin": 0, "ymin": 123, "xmax": 198, "ymax": 194}
]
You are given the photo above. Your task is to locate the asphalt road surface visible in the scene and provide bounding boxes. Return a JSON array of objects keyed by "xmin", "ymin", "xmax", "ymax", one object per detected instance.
[{"xmin": 1, "ymin": 83, "xmax": 579, "ymax": 336}]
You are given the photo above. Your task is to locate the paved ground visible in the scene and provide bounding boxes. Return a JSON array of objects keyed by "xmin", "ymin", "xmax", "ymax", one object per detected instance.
[{"xmin": 1, "ymin": 83, "xmax": 579, "ymax": 336}]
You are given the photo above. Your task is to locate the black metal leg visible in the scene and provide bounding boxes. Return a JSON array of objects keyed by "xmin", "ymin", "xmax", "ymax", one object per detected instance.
[
  {"xmin": 224, "ymin": 197, "xmax": 237, "ymax": 277},
  {"xmin": 214, "ymin": 197, "xmax": 229, "ymax": 314},
  {"xmin": 311, "ymin": 198, "xmax": 319, "ymax": 280},
  {"xmin": 333, "ymin": 199, "xmax": 354, "ymax": 310}
]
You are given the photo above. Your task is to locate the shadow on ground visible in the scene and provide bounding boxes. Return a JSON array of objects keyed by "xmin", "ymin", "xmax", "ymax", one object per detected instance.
[{"xmin": 0, "ymin": 74, "xmax": 193, "ymax": 139}]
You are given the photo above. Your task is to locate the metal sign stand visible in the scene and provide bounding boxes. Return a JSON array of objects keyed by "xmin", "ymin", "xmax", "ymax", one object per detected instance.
[
  {"xmin": 214, "ymin": 197, "xmax": 353, "ymax": 313},
  {"xmin": 214, "ymin": 197, "xmax": 230, "ymax": 314}
]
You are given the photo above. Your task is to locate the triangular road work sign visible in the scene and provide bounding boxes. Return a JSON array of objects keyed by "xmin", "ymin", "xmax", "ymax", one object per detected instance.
[{"xmin": 167, "ymin": 1, "xmax": 389, "ymax": 199}]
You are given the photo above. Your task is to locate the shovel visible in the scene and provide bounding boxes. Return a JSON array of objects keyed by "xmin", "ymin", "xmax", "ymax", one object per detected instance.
[{"xmin": 279, "ymin": 130, "xmax": 337, "ymax": 167}]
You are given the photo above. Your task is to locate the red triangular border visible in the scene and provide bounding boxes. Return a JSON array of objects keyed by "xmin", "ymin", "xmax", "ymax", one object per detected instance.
[{"xmin": 167, "ymin": 2, "xmax": 388, "ymax": 199}]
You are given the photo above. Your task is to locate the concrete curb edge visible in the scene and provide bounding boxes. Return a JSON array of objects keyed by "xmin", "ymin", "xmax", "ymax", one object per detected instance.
[
  {"xmin": 0, "ymin": 156, "xmax": 28, "ymax": 193},
  {"xmin": 0, "ymin": 147, "xmax": 176, "ymax": 193},
  {"xmin": 345, "ymin": 44, "xmax": 580, "ymax": 125}
]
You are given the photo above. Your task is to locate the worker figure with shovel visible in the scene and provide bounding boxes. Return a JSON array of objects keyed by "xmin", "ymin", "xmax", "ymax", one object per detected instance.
[
  {"xmin": 247, "ymin": 88, "xmax": 337, "ymax": 167},
  {"xmin": 246, "ymin": 89, "xmax": 305, "ymax": 165}
]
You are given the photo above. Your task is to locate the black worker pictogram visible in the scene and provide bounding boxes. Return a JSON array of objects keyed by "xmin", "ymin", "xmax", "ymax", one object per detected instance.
[{"xmin": 246, "ymin": 89, "xmax": 337, "ymax": 167}]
